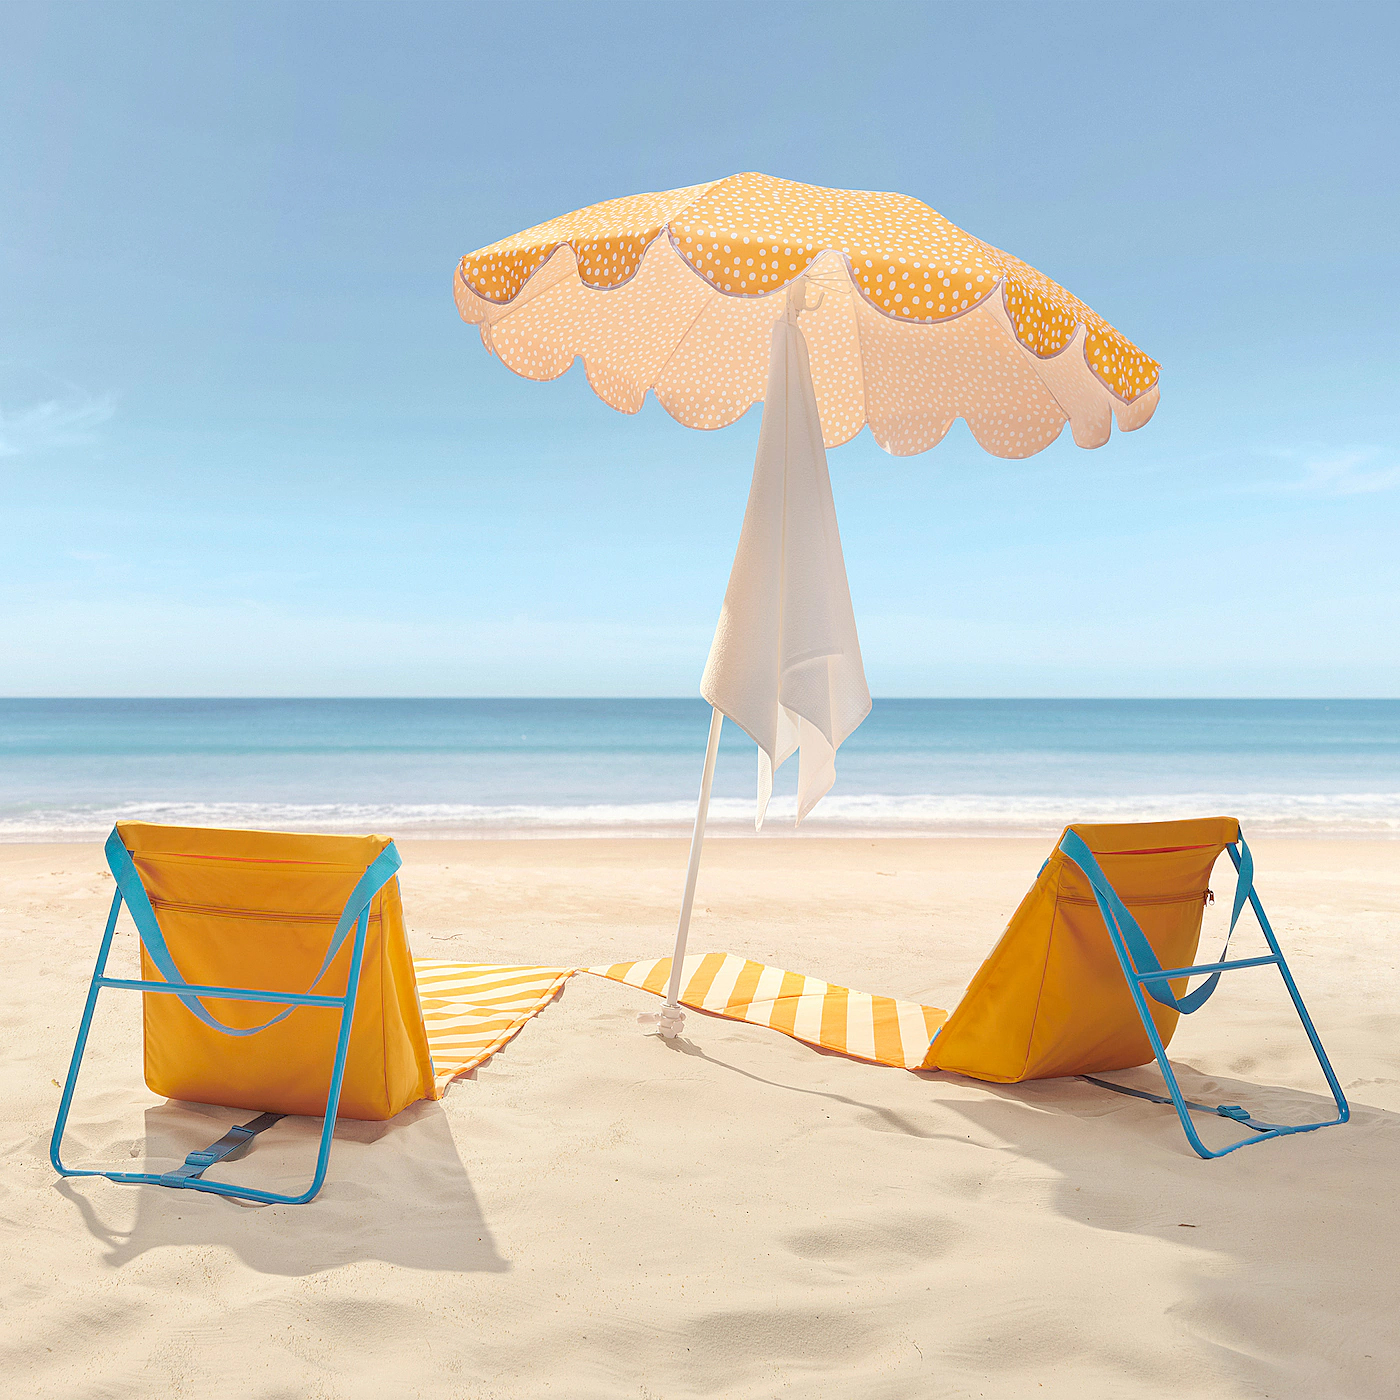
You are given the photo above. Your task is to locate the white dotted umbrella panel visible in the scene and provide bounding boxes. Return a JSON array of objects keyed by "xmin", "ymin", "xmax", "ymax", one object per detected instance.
[{"xmin": 454, "ymin": 173, "xmax": 1159, "ymax": 460}]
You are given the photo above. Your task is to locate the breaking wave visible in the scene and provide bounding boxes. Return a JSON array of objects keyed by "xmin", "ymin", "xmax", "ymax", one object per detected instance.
[{"xmin": 4, "ymin": 791, "xmax": 1399, "ymax": 841}]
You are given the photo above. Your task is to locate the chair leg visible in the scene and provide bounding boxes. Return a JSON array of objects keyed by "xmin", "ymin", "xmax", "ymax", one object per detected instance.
[
  {"xmin": 1234, "ymin": 850, "xmax": 1350, "ymax": 1129},
  {"xmin": 50, "ymin": 890, "xmax": 123, "ymax": 1179},
  {"xmin": 281, "ymin": 906, "xmax": 371, "ymax": 1205},
  {"xmin": 1115, "ymin": 971, "xmax": 1222, "ymax": 1158}
]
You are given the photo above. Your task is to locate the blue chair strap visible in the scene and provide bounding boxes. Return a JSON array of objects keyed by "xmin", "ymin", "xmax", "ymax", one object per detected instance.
[
  {"xmin": 104, "ymin": 828, "xmax": 402, "ymax": 1036},
  {"xmin": 167, "ymin": 1112, "xmax": 285, "ymax": 1180},
  {"xmin": 1081, "ymin": 1076, "xmax": 1283, "ymax": 1133},
  {"xmin": 1058, "ymin": 827, "xmax": 1254, "ymax": 1015}
]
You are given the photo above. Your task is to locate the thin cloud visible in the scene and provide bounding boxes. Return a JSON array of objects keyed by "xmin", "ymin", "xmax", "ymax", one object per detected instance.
[
  {"xmin": 0, "ymin": 392, "xmax": 116, "ymax": 458},
  {"xmin": 1290, "ymin": 449, "xmax": 1400, "ymax": 497}
]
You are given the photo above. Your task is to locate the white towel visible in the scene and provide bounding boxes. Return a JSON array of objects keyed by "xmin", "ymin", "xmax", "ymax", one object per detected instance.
[{"xmin": 700, "ymin": 285, "xmax": 872, "ymax": 828}]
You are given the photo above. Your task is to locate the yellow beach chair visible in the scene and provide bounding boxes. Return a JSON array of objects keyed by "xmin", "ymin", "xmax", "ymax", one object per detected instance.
[
  {"xmin": 923, "ymin": 817, "xmax": 1350, "ymax": 1154},
  {"xmin": 51, "ymin": 822, "xmax": 437, "ymax": 1204}
]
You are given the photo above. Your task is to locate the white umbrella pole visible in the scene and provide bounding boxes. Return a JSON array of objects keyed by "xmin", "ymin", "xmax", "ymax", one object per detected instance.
[
  {"xmin": 667, "ymin": 704, "xmax": 724, "ymax": 1004},
  {"xmin": 641, "ymin": 705, "xmax": 723, "ymax": 1038}
]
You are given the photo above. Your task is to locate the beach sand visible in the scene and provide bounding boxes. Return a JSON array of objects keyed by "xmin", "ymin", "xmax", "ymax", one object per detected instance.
[{"xmin": 3, "ymin": 836, "xmax": 1397, "ymax": 1399}]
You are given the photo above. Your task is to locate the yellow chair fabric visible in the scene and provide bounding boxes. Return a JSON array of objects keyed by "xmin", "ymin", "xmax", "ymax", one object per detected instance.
[
  {"xmin": 121, "ymin": 821, "xmax": 437, "ymax": 1121},
  {"xmin": 924, "ymin": 817, "xmax": 1241, "ymax": 1081}
]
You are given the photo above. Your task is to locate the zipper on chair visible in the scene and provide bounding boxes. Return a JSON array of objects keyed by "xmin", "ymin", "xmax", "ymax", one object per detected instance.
[
  {"xmin": 1058, "ymin": 889, "xmax": 1213, "ymax": 909},
  {"xmin": 147, "ymin": 897, "xmax": 381, "ymax": 925}
]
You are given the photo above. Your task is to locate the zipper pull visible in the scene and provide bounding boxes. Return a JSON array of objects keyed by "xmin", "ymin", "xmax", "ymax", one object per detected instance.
[{"xmin": 1204, "ymin": 889, "xmax": 1215, "ymax": 906}]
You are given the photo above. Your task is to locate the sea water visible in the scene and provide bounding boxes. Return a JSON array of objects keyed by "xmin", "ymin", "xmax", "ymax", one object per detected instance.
[{"xmin": 1, "ymin": 698, "xmax": 1397, "ymax": 839}]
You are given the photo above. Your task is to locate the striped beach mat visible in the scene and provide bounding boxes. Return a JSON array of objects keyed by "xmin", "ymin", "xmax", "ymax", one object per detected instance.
[
  {"xmin": 591, "ymin": 953, "xmax": 948, "ymax": 1072},
  {"xmin": 414, "ymin": 960, "xmax": 575, "ymax": 1094},
  {"xmin": 412, "ymin": 953, "xmax": 948, "ymax": 1090}
]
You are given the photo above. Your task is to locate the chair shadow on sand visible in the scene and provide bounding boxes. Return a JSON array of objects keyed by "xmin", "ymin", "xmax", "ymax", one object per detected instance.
[
  {"xmin": 57, "ymin": 1096, "xmax": 508, "ymax": 1276},
  {"xmin": 682, "ymin": 1024, "xmax": 1397, "ymax": 1165},
  {"xmin": 918, "ymin": 1059, "xmax": 1394, "ymax": 1161},
  {"xmin": 668, "ymin": 1010, "xmax": 1394, "ymax": 1159}
]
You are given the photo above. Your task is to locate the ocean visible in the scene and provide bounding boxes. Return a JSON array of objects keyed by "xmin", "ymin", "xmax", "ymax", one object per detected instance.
[{"xmin": 1, "ymin": 698, "xmax": 1397, "ymax": 840}]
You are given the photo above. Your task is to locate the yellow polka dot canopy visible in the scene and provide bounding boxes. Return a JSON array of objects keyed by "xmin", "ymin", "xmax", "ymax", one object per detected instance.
[{"xmin": 455, "ymin": 172, "xmax": 1159, "ymax": 458}]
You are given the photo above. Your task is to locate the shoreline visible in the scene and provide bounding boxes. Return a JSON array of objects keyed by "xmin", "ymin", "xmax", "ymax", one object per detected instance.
[{"xmin": 5, "ymin": 823, "xmax": 1398, "ymax": 844}]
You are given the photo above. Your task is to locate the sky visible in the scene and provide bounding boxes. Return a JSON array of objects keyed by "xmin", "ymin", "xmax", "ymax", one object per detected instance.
[{"xmin": 2, "ymin": 0, "xmax": 1397, "ymax": 699}]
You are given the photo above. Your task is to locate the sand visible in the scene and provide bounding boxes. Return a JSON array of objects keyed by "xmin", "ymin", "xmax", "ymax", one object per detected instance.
[{"xmin": 2, "ymin": 836, "xmax": 1397, "ymax": 1399}]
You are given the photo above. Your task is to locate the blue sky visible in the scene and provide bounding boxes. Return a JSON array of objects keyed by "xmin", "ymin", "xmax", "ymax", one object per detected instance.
[{"xmin": 2, "ymin": 0, "xmax": 1397, "ymax": 698}]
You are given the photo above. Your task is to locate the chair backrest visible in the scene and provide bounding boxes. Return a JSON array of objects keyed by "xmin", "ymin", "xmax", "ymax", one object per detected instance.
[
  {"xmin": 118, "ymin": 821, "xmax": 436, "ymax": 1121},
  {"xmin": 926, "ymin": 817, "xmax": 1240, "ymax": 1083}
]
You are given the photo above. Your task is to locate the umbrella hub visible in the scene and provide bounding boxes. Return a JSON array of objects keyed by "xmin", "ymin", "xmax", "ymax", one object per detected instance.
[{"xmin": 783, "ymin": 275, "xmax": 824, "ymax": 323}]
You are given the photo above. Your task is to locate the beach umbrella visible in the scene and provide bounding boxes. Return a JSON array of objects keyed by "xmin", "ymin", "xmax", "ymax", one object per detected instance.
[{"xmin": 454, "ymin": 172, "xmax": 1159, "ymax": 1036}]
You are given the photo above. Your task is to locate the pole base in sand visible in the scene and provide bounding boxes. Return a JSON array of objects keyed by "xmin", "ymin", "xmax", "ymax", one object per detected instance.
[{"xmin": 638, "ymin": 1005, "xmax": 687, "ymax": 1039}]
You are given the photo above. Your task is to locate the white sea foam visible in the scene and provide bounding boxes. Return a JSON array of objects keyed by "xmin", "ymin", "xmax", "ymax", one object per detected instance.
[{"xmin": 3, "ymin": 792, "xmax": 1399, "ymax": 840}]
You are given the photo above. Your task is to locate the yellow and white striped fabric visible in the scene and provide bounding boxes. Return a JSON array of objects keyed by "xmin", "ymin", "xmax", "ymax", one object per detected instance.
[
  {"xmin": 413, "ymin": 959, "xmax": 575, "ymax": 1094},
  {"xmin": 589, "ymin": 953, "xmax": 947, "ymax": 1072},
  {"xmin": 412, "ymin": 952, "xmax": 948, "ymax": 1091}
]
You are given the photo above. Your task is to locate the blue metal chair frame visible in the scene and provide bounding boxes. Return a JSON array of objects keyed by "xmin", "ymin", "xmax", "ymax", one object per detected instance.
[
  {"xmin": 1059, "ymin": 827, "xmax": 1349, "ymax": 1158},
  {"xmin": 50, "ymin": 829, "xmax": 403, "ymax": 1205}
]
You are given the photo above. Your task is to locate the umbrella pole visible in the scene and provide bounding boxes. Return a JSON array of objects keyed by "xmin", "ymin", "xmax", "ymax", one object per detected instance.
[{"xmin": 644, "ymin": 705, "xmax": 723, "ymax": 1038}]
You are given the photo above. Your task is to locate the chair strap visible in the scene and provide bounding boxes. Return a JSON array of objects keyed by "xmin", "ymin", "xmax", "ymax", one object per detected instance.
[
  {"xmin": 167, "ymin": 1112, "xmax": 286, "ymax": 1180},
  {"xmin": 1058, "ymin": 827, "xmax": 1254, "ymax": 1015},
  {"xmin": 104, "ymin": 829, "xmax": 402, "ymax": 1036},
  {"xmin": 1081, "ymin": 1076, "xmax": 1283, "ymax": 1133}
]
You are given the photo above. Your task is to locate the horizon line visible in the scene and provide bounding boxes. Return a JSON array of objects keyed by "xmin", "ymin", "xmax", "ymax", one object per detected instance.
[{"xmin": 2, "ymin": 696, "xmax": 1397, "ymax": 705}]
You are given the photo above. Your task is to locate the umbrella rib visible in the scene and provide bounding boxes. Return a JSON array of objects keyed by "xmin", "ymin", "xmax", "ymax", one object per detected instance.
[
  {"xmin": 985, "ymin": 281, "xmax": 1075, "ymax": 424},
  {"xmin": 486, "ymin": 267, "xmax": 573, "ymax": 331},
  {"xmin": 847, "ymin": 268, "xmax": 872, "ymax": 436},
  {"xmin": 646, "ymin": 281, "xmax": 719, "ymax": 394}
]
